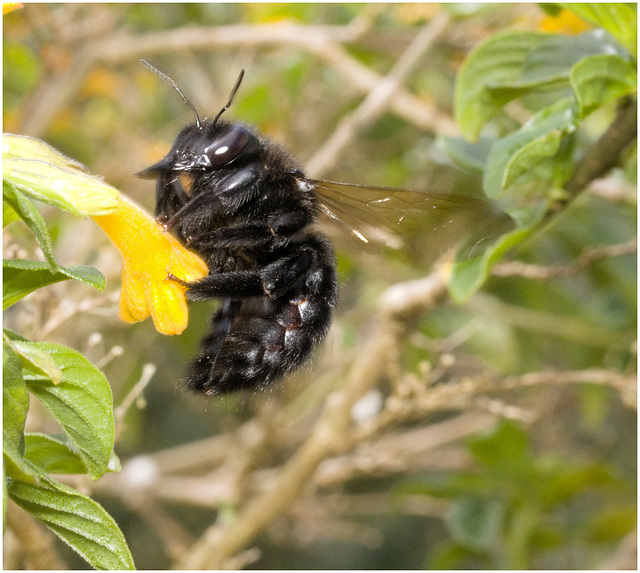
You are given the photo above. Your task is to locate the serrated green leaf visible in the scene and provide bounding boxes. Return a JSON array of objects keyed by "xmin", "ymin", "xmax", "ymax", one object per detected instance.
[
  {"xmin": 8, "ymin": 466, "xmax": 135, "ymax": 570},
  {"xmin": 484, "ymin": 98, "xmax": 576, "ymax": 200},
  {"xmin": 23, "ymin": 433, "xmax": 91, "ymax": 474},
  {"xmin": 570, "ymin": 54, "xmax": 637, "ymax": 118},
  {"xmin": 455, "ymin": 30, "xmax": 626, "ymax": 140},
  {"xmin": 4, "ymin": 430, "xmax": 40, "ymax": 485},
  {"xmin": 3, "ymin": 341, "xmax": 30, "ymax": 450},
  {"xmin": 5, "ymin": 336, "xmax": 63, "ymax": 385},
  {"xmin": 449, "ymin": 224, "xmax": 537, "ymax": 303},
  {"xmin": 3, "ymin": 182, "xmax": 58, "ymax": 271},
  {"xmin": 23, "ymin": 433, "xmax": 121, "ymax": 476},
  {"xmin": 561, "ymin": 3, "xmax": 637, "ymax": 56},
  {"xmin": 3, "ymin": 258, "xmax": 105, "ymax": 310},
  {"xmin": 3, "ymin": 134, "xmax": 119, "ymax": 217},
  {"xmin": 22, "ymin": 343, "xmax": 115, "ymax": 480},
  {"xmin": 3, "ymin": 343, "xmax": 38, "ymax": 484},
  {"xmin": 3, "ymin": 328, "xmax": 31, "ymax": 343}
]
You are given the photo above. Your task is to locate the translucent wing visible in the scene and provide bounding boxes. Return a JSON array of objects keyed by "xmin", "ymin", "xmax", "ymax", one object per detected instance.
[{"xmin": 308, "ymin": 178, "xmax": 514, "ymax": 260}]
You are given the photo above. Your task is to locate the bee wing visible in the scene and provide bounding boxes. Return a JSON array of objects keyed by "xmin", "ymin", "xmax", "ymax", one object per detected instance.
[{"xmin": 309, "ymin": 178, "xmax": 513, "ymax": 258}]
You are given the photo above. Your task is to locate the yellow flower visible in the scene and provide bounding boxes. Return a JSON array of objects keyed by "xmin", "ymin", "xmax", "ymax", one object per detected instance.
[
  {"xmin": 93, "ymin": 195, "xmax": 208, "ymax": 335},
  {"xmin": 540, "ymin": 9, "xmax": 591, "ymax": 35},
  {"xmin": 4, "ymin": 133, "xmax": 205, "ymax": 335},
  {"xmin": 3, "ymin": 3, "xmax": 23, "ymax": 15}
]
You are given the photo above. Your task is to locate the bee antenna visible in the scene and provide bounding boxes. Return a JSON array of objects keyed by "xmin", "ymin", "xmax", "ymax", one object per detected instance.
[
  {"xmin": 140, "ymin": 59, "xmax": 201, "ymax": 129},
  {"xmin": 213, "ymin": 69, "xmax": 245, "ymax": 126}
]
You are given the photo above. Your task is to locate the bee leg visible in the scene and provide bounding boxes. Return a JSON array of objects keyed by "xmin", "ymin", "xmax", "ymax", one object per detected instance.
[
  {"xmin": 155, "ymin": 175, "xmax": 187, "ymax": 222},
  {"xmin": 179, "ymin": 270, "xmax": 265, "ymax": 300},
  {"xmin": 161, "ymin": 191, "xmax": 224, "ymax": 230},
  {"xmin": 166, "ymin": 272, "xmax": 190, "ymax": 287},
  {"xmin": 179, "ymin": 248, "xmax": 316, "ymax": 302},
  {"xmin": 261, "ymin": 249, "xmax": 314, "ymax": 299}
]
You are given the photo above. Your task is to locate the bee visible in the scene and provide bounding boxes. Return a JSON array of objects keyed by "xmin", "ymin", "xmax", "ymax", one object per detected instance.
[{"xmin": 135, "ymin": 60, "xmax": 509, "ymax": 395}]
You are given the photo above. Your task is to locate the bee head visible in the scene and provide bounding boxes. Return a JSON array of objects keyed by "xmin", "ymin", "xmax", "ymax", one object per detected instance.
[{"xmin": 134, "ymin": 61, "xmax": 257, "ymax": 180}]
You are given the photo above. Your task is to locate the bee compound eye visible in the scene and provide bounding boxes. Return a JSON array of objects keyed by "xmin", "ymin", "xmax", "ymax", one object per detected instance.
[{"xmin": 204, "ymin": 126, "xmax": 250, "ymax": 167}]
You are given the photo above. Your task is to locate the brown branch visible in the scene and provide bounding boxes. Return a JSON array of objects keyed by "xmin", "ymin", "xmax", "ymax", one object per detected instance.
[
  {"xmin": 305, "ymin": 41, "xmax": 458, "ymax": 136},
  {"xmin": 558, "ymin": 98, "xmax": 637, "ymax": 207},
  {"xmin": 176, "ymin": 270, "xmax": 448, "ymax": 569},
  {"xmin": 357, "ymin": 368, "xmax": 636, "ymax": 440},
  {"xmin": 20, "ymin": 15, "xmax": 456, "ymax": 140},
  {"xmin": 495, "ymin": 368, "xmax": 636, "ymax": 400},
  {"xmin": 305, "ymin": 11, "xmax": 451, "ymax": 177},
  {"xmin": 493, "ymin": 237, "xmax": 637, "ymax": 280}
]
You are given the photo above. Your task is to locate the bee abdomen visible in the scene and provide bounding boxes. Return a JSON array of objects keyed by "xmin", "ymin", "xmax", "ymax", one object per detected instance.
[
  {"xmin": 184, "ymin": 295, "xmax": 334, "ymax": 395},
  {"xmin": 184, "ymin": 236, "xmax": 337, "ymax": 395}
]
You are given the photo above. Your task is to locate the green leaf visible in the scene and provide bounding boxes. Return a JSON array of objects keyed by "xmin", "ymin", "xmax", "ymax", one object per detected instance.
[
  {"xmin": 8, "ymin": 466, "xmax": 135, "ymax": 570},
  {"xmin": 22, "ymin": 343, "xmax": 115, "ymax": 480},
  {"xmin": 5, "ymin": 336, "xmax": 63, "ymax": 385},
  {"xmin": 3, "ymin": 182, "xmax": 58, "ymax": 271},
  {"xmin": 449, "ymin": 224, "xmax": 537, "ymax": 303},
  {"xmin": 4, "ymin": 430, "xmax": 40, "ymax": 485},
  {"xmin": 570, "ymin": 54, "xmax": 637, "ymax": 118},
  {"xmin": 3, "ymin": 134, "xmax": 120, "ymax": 217},
  {"xmin": 484, "ymin": 97, "xmax": 577, "ymax": 200},
  {"xmin": 561, "ymin": 3, "xmax": 637, "ymax": 56},
  {"xmin": 3, "ymin": 342, "xmax": 30, "ymax": 450},
  {"xmin": 3, "ymin": 200, "xmax": 21, "ymax": 227},
  {"xmin": 3, "ymin": 344, "xmax": 39, "ymax": 484},
  {"xmin": 3, "ymin": 258, "xmax": 105, "ymax": 310},
  {"xmin": 447, "ymin": 498, "xmax": 505, "ymax": 551},
  {"xmin": 469, "ymin": 421, "xmax": 533, "ymax": 476},
  {"xmin": 427, "ymin": 541, "xmax": 489, "ymax": 570},
  {"xmin": 584, "ymin": 506, "xmax": 637, "ymax": 542},
  {"xmin": 3, "ymin": 328, "xmax": 30, "ymax": 343},
  {"xmin": 539, "ymin": 463, "xmax": 616, "ymax": 507},
  {"xmin": 455, "ymin": 30, "xmax": 626, "ymax": 140},
  {"xmin": 24, "ymin": 434, "xmax": 88, "ymax": 474},
  {"xmin": 23, "ymin": 433, "xmax": 121, "ymax": 476},
  {"xmin": 438, "ymin": 136, "xmax": 494, "ymax": 172},
  {"xmin": 397, "ymin": 473, "xmax": 495, "ymax": 500}
]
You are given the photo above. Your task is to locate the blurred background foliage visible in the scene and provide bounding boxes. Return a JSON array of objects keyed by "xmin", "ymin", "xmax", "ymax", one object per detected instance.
[{"xmin": 3, "ymin": 3, "xmax": 636, "ymax": 570}]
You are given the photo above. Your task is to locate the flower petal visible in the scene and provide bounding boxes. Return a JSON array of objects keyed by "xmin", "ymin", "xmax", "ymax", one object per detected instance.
[
  {"xmin": 93, "ymin": 194, "xmax": 208, "ymax": 335},
  {"xmin": 149, "ymin": 281, "xmax": 190, "ymax": 336}
]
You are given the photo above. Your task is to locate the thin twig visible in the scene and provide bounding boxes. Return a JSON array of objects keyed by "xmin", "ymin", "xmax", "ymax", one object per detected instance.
[
  {"xmin": 114, "ymin": 363, "xmax": 155, "ymax": 436},
  {"xmin": 305, "ymin": 41, "xmax": 458, "ymax": 136},
  {"xmin": 21, "ymin": 17, "xmax": 458, "ymax": 143},
  {"xmin": 306, "ymin": 12, "xmax": 451, "ymax": 177},
  {"xmin": 493, "ymin": 237, "xmax": 637, "ymax": 280}
]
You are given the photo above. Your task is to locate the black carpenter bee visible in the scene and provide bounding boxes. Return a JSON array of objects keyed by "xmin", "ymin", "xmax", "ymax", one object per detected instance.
[{"xmin": 135, "ymin": 60, "xmax": 509, "ymax": 395}]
